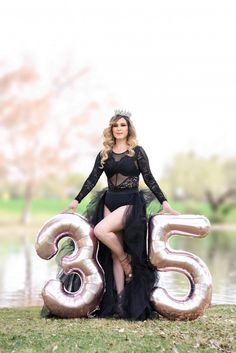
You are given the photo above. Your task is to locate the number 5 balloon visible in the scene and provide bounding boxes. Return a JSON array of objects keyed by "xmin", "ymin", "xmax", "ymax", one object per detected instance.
[
  {"xmin": 35, "ymin": 213, "xmax": 105, "ymax": 318},
  {"xmin": 148, "ymin": 214, "xmax": 212, "ymax": 320}
]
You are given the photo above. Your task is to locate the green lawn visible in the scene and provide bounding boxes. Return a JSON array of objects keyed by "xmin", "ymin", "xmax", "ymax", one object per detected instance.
[
  {"xmin": 1, "ymin": 198, "xmax": 236, "ymax": 223},
  {"xmin": 0, "ymin": 198, "xmax": 88, "ymax": 218},
  {"xmin": 0, "ymin": 305, "xmax": 235, "ymax": 353}
]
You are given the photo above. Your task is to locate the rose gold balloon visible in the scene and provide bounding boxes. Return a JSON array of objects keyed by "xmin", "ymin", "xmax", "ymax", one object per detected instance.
[
  {"xmin": 148, "ymin": 214, "xmax": 212, "ymax": 320},
  {"xmin": 35, "ymin": 213, "xmax": 105, "ymax": 318}
]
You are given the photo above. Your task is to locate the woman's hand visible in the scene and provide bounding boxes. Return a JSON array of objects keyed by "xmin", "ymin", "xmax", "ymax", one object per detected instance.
[
  {"xmin": 62, "ymin": 200, "xmax": 79, "ymax": 213},
  {"xmin": 158, "ymin": 201, "xmax": 180, "ymax": 215}
]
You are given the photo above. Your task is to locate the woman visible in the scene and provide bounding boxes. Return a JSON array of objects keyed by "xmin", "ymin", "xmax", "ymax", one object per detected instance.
[{"xmin": 63, "ymin": 110, "xmax": 178, "ymax": 320}]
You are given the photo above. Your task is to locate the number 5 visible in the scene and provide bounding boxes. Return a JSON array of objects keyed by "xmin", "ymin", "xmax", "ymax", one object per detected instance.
[{"xmin": 148, "ymin": 214, "xmax": 212, "ymax": 320}]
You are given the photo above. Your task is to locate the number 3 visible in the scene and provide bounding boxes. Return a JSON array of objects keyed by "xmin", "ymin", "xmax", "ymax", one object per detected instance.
[{"xmin": 35, "ymin": 213, "xmax": 104, "ymax": 318}]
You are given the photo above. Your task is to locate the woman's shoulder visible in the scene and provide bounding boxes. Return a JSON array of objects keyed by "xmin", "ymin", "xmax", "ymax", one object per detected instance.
[
  {"xmin": 94, "ymin": 150, "xmax": 104, "ymax": 163},
  {"xmin": 134, "ymin": 145, "xmax": 141, "ymax": 151},
  {"xmin": 134, "ymin": 145, "xmax": 145, "ymax": 153},
  {"xmin": 134, "ymin": 145, "xmax": 149, "ymax": 161}
]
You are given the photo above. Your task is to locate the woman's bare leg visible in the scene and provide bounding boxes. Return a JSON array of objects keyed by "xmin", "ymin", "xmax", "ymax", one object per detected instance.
[
  {"xmin": 103, "ymin": 206, "xmax": 124, "ymax": 294},
  {"xmin": 111, "ymin": 237, "xmax": 125, "ymax": 294},
  {"xmin": 94, "ymin": 205, "xmax": 129, "ymax": 260},
  {"xmin": 94, "ymin": 205, "xmax": 132, "ymax": 289}
]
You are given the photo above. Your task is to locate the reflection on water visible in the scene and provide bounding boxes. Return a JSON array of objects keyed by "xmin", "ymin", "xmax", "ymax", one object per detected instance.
[{"xmin": 0, "ymin": 230, "xmax": 235, "ymax": 308}]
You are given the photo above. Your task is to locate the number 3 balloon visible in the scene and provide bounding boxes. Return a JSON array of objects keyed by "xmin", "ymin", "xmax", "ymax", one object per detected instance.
[
  {"xmin": 35, "ymin": 213, "xmax": 105, "ymax": 318},
  {"xmin": 148, "ymin": 214, "xmax": 212, "ymax": 320},
  {"xmin": 36, "ymin": 213, "xmax": 212, "ymax": 320}
]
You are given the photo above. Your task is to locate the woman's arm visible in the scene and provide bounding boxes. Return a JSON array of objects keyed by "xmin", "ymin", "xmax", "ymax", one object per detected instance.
[
  {"xmin": 136, "ymin": 146, "xmax": 179, "ymax": 215},
  {"xmin": 64, "ymin": 152, "xmax": 103, "ymax": 212},
  {"xmin": 74, "ymin": 152, "xmax": 103, "ymax": 203}
]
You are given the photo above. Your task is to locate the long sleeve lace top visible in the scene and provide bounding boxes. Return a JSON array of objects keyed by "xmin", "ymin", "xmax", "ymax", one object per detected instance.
[{"xmin": 75, "ymin": 145, "xmax": 167, "ymax": 204}]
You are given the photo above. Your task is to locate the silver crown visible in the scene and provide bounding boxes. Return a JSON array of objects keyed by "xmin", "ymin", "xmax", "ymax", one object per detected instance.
[{"xmin": 114, "ymin": 109, "xmax": 132, "ymax": 118}]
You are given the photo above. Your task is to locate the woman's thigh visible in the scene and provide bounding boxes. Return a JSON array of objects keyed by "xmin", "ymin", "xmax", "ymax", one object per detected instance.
[
  {"xmin": 94, "ymin": 205, "xmax": 131, "ymax": 235},
  {"xmin": 103, "ymin": 205, "xmax": 123, "ymax": 244}
]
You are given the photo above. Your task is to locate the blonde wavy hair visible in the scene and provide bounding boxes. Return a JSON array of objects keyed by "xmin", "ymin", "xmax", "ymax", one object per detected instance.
[{"xmin": 100, "ymin": 114, "xmax": 138, "ymax": 168}]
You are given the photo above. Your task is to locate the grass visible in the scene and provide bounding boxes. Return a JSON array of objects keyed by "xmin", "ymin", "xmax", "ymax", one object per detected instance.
[
  {"xmin": 0, "ymin": 305, "xmax": 235, "ymax": 353},
  {"xmin": 0, "ymin": 198, "xmax": 88, "ymax": 217},
  {"xmin": 1, "ymin": 198, "xmax": 236, "ymax": 223}
]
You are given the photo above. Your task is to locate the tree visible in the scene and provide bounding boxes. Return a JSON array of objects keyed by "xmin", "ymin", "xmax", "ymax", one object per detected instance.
[
  {"xmin": 166, "ymin": 152, "xmax": 229, "ymax": 199},
  {"xmin": 0, "ymin": 64, "xmax": 101, "ymax": 223},
  {"xmin": 165, "ymin": 152, "xmax": 236, "ymax": 221}
]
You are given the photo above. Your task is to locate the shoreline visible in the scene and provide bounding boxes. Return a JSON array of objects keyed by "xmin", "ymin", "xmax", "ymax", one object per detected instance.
[{"xmin": 0, "ymin": 220, "xmax": 235, "ymax": 241}]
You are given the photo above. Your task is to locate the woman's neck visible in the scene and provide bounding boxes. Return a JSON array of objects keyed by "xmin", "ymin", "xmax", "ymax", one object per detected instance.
[{"xmin": 113, "ymin": 140, "xmax": 128, "ymax": 152}]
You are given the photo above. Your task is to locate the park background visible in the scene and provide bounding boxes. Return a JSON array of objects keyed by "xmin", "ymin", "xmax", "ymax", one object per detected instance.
[{"xmin": 0, "ymin": 0, "xmax": 236, "ymax": 317}]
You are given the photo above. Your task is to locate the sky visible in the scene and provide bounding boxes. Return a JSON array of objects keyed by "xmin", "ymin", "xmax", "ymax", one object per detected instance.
[{"xmin": 0, "ymin": 0, "xmax": 235, "ymax": 176}]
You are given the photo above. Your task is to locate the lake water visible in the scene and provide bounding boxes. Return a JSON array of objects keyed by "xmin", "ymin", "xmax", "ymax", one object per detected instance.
[{"xmin": 0, "ymin": 229, "xmax": 235, "ymax": 308}]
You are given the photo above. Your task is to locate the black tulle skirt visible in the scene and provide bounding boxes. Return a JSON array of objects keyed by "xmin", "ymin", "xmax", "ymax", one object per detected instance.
[{"xmin": 57, "ymin": 188, "xmax": 159, "ymax": 321}]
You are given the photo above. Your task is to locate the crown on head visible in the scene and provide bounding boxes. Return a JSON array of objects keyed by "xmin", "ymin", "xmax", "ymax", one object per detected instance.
[{"xmin": 114, "ymin": 109, "xmax": 132, "ymax": 119}]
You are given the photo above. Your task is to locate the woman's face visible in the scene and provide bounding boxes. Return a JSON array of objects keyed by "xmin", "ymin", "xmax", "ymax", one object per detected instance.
[{"xmin": 112, "ymin": 117, "xmax": 129, "ymax": 141}]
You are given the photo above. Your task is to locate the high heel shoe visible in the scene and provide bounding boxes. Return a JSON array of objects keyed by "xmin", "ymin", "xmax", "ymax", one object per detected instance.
[
  {"xmin": 120, "ymin": 253, "xmax": 133, "ymax": 283},
  {"xmin": 113, "ymin": 291, "xmax": 125, "ymax": 319}
]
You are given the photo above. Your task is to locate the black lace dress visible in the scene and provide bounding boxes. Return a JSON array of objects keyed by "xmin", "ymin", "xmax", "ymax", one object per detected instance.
[{"xmin": 60, "ymin": 146, "xmax": 167, "ymax": 320}]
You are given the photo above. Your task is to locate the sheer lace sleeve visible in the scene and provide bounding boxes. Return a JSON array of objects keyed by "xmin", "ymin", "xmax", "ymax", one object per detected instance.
[
  {"xmin": 136, "ymin": 146, "xmax": 167, "ymax": 204},
  {"xmin": 74, "ymin": 152, "xmax": 103, "ymax": 202}
]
